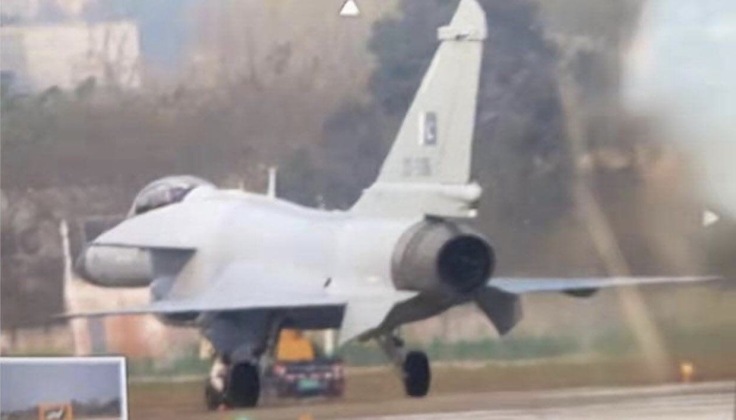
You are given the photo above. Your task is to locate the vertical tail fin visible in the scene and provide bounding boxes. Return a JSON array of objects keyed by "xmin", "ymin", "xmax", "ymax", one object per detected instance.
[{"xmin": 352, "ymin": 0, "xmax": 487, "ymax": 218}]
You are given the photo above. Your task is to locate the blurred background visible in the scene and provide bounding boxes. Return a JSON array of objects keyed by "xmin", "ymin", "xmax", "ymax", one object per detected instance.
[{"xmin": 1, "ymin": 0, "xmax": 734, "ymax": 387}]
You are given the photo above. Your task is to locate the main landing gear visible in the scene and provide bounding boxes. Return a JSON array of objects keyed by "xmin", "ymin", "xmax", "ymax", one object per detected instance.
[
  {"xmin": 377, "ymin": 333, "xmax": 431, "ymax": 397},
  {"xmin": 205, "ymin": 357, "xmax": 261, "ymax": 409}
]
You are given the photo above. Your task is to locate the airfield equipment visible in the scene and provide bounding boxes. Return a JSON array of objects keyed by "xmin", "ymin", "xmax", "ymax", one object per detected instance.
[{"xmin": 262, "ymin": 330, "xmax": 344, "ymax": 399}]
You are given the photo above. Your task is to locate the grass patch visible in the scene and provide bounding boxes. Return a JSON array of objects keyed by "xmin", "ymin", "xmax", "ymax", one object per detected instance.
[
  {"xmin": 123, "ymin": 324, "xmax": 736, "ymax": 378},
  {"xmin": 339, "ymin": 335, "xmax": 581, "ymax": 366},
  {"xmin": 339, "ymin": 324, "xmax": 736, "ymax": 367}
]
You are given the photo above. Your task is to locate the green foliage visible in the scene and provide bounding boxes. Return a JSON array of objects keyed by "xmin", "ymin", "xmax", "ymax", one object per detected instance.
[
  {"xmin": 339, "ymin": 335, "xmax": 581, "ymax": 366},
  {"xmin": 368, "ymin": 0, "xmax": 453, "ymax": 115},
  {"xmin": 119, "ymin": 324, "xmax": 735, "ymax": 379},
  {"xmin": 127, "ymin": 345, "xmax": 210, "ymax": 377},
  {"xmin": 591, "ymin": 329, "xmax": 638, "ymax": 356},
  {"xmin": 663, "ymin": 325, "xmax": 736, "ymax": 358},
  {"xmin": 0, "ymin": 78, "xmax": 301, "ymax": 191},
  {"xmin": 127, "ymin": 356, "xmax": 210, "ymax": 377},
  {"xmin": 337, "ymin": 322, "xmax": 736, "ymax": 367},
  {"xmin": 427, "ymin": 336, "xmax": 580, "ymax": 361},
  {"xmin": 318, "ymin": 103, "xmax": 391, "ymax": 208},
  {"xmin": 1, "ymin": 88, "xmax": 181, "ymax": 189}
]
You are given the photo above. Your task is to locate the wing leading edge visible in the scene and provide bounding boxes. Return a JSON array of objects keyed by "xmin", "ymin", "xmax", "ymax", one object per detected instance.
[
  {"xmin": 61, "ymin": 261, "xmax": 416, "ymax": 346},
  {"xmin": 488, "ymin": 275, "xmax": 720, "ymax": 295},
  {"xmin": 472, "ymin": 275, "xmax": 720, "ymax": 337},
  {"xmin": 61, "ymin": 262, "xmax": 345, "ymax": 318}
]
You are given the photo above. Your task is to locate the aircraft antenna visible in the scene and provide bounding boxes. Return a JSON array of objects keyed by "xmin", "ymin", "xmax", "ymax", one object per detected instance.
[{"xmin": 267, "ymin": 166, "xmax": 278, "ymax": 198}]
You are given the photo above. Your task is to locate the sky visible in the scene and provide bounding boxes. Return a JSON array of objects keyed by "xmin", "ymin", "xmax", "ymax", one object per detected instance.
[
  {"xmin": 623, "ymin": 0, "xmax": 736, "ymax": 216},
  {"xmin": 0, "ymin": 359, "xmax": 123, "ymax": 412}
]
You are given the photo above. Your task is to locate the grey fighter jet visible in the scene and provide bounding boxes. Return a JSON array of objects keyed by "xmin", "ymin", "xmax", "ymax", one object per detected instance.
[{"xmin": 71, "ymin": 0, "xmax": 713, "ymax": 408}]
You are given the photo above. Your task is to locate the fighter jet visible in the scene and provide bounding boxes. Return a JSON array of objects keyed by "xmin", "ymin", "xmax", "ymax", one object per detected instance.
[{"xmin": 71, "ymin": 0, "xmax": 714, "ymax": 408}]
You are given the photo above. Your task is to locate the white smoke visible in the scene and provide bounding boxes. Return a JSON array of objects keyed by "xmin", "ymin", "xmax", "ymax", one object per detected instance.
[{"xmin": 623, "ymin": 0, "xmax": 736, "ymax": 215}]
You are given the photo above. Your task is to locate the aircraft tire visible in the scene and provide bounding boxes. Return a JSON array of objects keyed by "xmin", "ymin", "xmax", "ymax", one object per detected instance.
[
  {"xmin": 402, "ymin": 351, "xmax": 431, "ymax": 397},
  {"xmin": 226, "ymin": 362, "xmax": 261, "ymax": 407}
]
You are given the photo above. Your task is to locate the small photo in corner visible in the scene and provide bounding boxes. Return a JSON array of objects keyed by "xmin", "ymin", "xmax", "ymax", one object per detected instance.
[{"xmin": 0, "ymin": 356, "xmax": 128, "ymax": 420}]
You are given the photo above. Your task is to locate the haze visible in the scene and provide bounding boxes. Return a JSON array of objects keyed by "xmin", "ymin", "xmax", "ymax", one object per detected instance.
[{"xmin": 624, "ymin": 0, "xmax": 736, "ymax": 216}]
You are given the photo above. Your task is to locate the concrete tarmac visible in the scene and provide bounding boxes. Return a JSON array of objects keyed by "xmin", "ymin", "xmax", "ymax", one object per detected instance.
[
  {"xmin": 130, "ymin": 380, "xmax": 735, "ymax": 420},
  {"xmin": 352, "ymin": 382, "xmax": 736, "ymax": 420}
]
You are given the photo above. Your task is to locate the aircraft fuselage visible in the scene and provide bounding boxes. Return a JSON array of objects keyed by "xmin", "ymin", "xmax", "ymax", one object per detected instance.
[{"xmin": 78, "ymin": 187, "xmax": 493, "ymax": 342}]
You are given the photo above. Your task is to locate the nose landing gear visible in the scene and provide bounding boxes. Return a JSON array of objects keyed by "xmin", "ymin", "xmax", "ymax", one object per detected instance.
[
  {"xmin": 204, "ymin": 315, "xmax": 284, "ymax": 410},
  {"xmin": 226, "ymin": 362, "xmax": 260, "ymax": 407},
  {"xmin": 205, "ymin": 360, "xmax": 261, "ymax": 409}
]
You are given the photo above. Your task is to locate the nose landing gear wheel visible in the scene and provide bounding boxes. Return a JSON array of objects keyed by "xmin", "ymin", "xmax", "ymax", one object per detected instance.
[
  {"xmin": 402, "ymin": 351, "xmax": 430, "ymax": 397},
  {"xmin": 226, "ymin": 362, "xmax": 260, "ymax": 407}
]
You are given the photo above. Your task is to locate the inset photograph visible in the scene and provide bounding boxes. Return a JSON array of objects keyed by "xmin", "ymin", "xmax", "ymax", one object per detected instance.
[{"xmin": 0, "ymin": 357, "xmax": 127, "ymax": 420}]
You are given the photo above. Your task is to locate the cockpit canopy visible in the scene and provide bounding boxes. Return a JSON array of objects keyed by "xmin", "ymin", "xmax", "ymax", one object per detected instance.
[{"xmin": 130, "ymin": 176, "xmax": 214, "ymax": 216}]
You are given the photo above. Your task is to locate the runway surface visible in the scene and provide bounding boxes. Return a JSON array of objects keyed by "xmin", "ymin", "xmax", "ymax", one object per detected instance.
[
  {"xmin": 352, "ymin": 382, "xmax": 735, "ymax": 420},
  {"xmin": 130, "ymin": 380, "xmax": 735, "ymax": 419}
]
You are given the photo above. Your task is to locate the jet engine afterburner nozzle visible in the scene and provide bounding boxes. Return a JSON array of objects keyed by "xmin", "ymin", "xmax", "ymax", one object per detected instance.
[
  {"xmin": 391, "ymin": 220, "xmax": 494, "ymax": 294},
  {"xmin": 437, "ymin": 234, "xmax": 494, "ymax": 293}
]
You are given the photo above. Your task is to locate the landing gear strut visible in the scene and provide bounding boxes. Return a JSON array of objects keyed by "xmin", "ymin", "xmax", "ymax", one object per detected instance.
[
  {"xmin": 377, "ymin": 333, "xmax": 431, "ymax": 398},
  {"xmin": 205, "ymin": 355, "xmax": 229, "ymax": 410},
  {"xmin": 204, "ymin": 380, "xmax": 223, "ymax": 410},
  {"xmin": 204, "ymin": 315, "xmax": 286, "ymax": 410}
]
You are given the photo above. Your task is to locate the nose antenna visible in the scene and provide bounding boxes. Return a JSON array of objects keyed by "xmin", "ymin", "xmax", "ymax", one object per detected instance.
[{"xmin": 267, "ymin": 166, "xmax": 278, "ymax": 198}]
